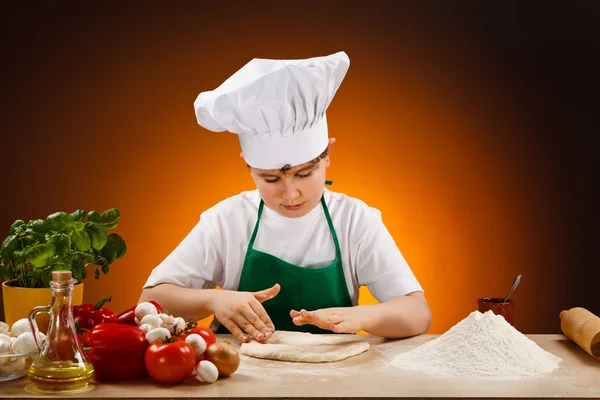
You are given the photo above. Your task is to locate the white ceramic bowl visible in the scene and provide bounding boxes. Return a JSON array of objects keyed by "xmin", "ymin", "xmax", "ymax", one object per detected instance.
[{"xmin": 0, "ymin": 350, "xmax": 38, "ymax": 382}]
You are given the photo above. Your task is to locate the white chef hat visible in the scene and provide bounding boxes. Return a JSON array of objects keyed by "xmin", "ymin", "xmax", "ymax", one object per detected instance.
[{"xmin": 193, "ymin": 51, "xmax": 350, "ymax": 170}]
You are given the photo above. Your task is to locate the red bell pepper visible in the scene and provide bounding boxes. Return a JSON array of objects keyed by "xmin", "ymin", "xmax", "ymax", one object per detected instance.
[
  {"xmin": 116, "ymin": 300, "xmax": 164, "ymax": 326},
  {"xmin": 76, "ymin": 327, "xmax": 92, "ymax": 347},
  {"xmin": 87, "ymin": 323, "xmax": 148, "ymax": 381},
  {"xmin": 73, "ymin": 296, "xmax": 118, "ymax": 330}
]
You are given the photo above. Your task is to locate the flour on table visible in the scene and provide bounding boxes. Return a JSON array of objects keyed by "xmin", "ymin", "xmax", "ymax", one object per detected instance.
[
  {"xmin": 391, "ymin": 310, "xmax": 562, "ymax": 380},
  {"xmin": 240, "ymin": 331, "xmax": 370, "ymax": 363}
]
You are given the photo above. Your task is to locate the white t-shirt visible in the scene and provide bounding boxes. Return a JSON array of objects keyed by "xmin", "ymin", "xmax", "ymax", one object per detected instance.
[{"xmin": 143, "ymin": 189, "xmax": 423, "ymax": 307}]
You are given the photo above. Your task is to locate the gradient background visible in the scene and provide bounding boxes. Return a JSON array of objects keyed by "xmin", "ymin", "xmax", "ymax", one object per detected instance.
[{"xmin": 0, "ymin": 1, "xmax": 597, "ymax": 334}]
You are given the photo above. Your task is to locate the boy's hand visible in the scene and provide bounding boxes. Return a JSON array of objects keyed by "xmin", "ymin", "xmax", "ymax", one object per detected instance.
[
  {"xmin": 289, "ymin": 306, "xmax": 372, "ymax": 334},
  {"xmin": 210, "ymin": 284, "xmax": 280, "ymax": 342}
]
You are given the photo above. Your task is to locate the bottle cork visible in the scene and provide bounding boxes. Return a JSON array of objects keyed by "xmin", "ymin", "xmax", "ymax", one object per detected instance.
[
  {"xmin": 559, "ymin": 307, "xmax": 600, "ymax": 361},
  {"xmin": 51, "ymin": 270, "xmax": 73, "ymax": 283}
]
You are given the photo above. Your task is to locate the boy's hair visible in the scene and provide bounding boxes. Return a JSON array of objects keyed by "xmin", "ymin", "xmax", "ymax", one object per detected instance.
[{"xmin": 248, "ymin": 146, "xmax": 329, "ymax": 174}]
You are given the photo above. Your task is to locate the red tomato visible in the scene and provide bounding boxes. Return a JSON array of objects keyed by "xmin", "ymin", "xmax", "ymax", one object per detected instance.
[
  {"xmin": 185, "ymin": 325, "xmax": 217, "ymax": 348},
  {"xmin": 144, "ymin": 341, "xmax": 196, "ymax": 384}
]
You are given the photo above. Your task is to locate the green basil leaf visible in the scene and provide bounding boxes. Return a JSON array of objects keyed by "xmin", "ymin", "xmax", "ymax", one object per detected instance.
[
  {"xmin": 71, "ymin": 230, "xmax": 91, "ymax": 252},
  {"xmin": 45, "ymin": 212, "xmax": 75, "ymax": 232},
  {"xmin": 71, "ymin": 210, "xmax": 86, "ymax": 222},
  {"xmin": 72, "ymin": 267, "xmax": 83, "ymax": 282},
  {"xmin": 24, "ymin": 229, "xmax": 44, "ymax": 244},
  {"xmin": 25, "ymin": 243, "xmax": 56, "ymax": 268},
  {"xmin": 47, "ymin": 233, "xmax": 70, "ymax": 257},
  {"xmin": 71, "ymin": 258, "xmax": 85, "ymax": 282},
  {"xmin": 101, "ymin": 233, "xmax": 127, "ymax": 264},
  {"xmin": 88, "ymin": 208, "xmax": 120, "ymax": 229},
  {"xmin": 12, "ymin": 249, "xmax": 26, "ymax": 264},
  {"xmin": 94, "ymin": 257, "xmax": 109, "ymax": 274},
  {"xmin": 80, "ymin": 251, "xmax": 96, "ymax": 264},
  {"xmin": 30, "ymin": 219, "xmax": 49, "ymax": 233},
  {"xmin": 1, "ymin": 235, "xmax": 19, "ymax": 263},
  {"xmin": 84, "ymin": 222, "xmax": 107, "ymax": 250},
  {"xmin": 9, "ymin": 220, "xmax": 25, "ymax": 235},
  {"xmin": 41, "ymin": 268, "xmax": 53, "ymax": 288},
  {"xmin": 0, "ymin": 262, "xmax": 9, "ymax": 281}
]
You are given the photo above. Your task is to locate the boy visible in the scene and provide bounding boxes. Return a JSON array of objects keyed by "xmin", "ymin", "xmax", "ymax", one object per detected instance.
[{"xmin": 139, "ymin": 51, "xmax": 431, "ymax": 342}]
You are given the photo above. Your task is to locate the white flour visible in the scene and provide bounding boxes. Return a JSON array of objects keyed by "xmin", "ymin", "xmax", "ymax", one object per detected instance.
[{"xmin": 391, "ymin": 310, "xmax": 562, "ymax": 380}]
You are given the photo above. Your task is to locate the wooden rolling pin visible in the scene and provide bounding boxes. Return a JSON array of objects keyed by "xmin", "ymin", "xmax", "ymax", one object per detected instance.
[{"xmin": 559, "ymin": 307, "xmax": 600, "ymax": 361}]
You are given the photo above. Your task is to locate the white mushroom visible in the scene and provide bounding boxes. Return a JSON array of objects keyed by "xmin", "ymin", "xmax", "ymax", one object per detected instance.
[
  {"xmin": 172, "ymin": 317, "xmax": 186, "ymax": 332},
  {"xmin": 0, "ymin": 339, "xmax": 11, "ymax": 354},
  {"xmin": 134, "ymin": 302, "xmax": 158, "ymax": 322},
  {"xmin": 10, "ymin": 319, "xmax": 33, "ymax": 337},
  {"xmin": 11, "ymin": 332, "xmax": 45, "ymax": 354},
  {"xmin": 195, "ymin": 360, "xmax": 218, "ymax": 383},
  {"xmin": 185, "ymin": 333, "xmax": 207, "ymax": 359},
  {"xmin": 145, "ymin": 327, "xmax": 171, "ymax": 344},
  {"xmin": 139, "ymin": 314, "xmax": 163, "ymax": 328},
  {"xmin": 157, "ymin": 313, "xmax": 174, "ymax": 325},
  {"xmin": 138, "ymin": 324, "xmax": 153, "ymax": 334},
  {"xmin": 0, "ymin": 356, "xmax": 25, "ymax": 375},
  {"xmin": 0, "ymin": 321, "xmax": 8, "ymax": 335}
]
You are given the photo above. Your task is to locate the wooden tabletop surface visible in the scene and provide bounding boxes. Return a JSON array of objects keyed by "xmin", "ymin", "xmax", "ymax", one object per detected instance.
[{"xmin": 1, "ymin": 334, "xmax": 599, "ymax": 399}]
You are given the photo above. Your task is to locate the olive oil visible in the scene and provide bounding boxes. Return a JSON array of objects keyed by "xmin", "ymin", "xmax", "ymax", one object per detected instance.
[
  {"xmin": 28, "ymin": 362, "xmax": 94, "ymax": 391},
  {"xmin": 27, "ymin": 271, "xmax": 94, "ymax": 392}
]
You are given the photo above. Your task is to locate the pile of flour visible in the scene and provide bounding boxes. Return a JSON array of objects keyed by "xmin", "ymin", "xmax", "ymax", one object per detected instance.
[{"xmin": 391, "ymin": 310, "xmax": 562, "ymax": 380}]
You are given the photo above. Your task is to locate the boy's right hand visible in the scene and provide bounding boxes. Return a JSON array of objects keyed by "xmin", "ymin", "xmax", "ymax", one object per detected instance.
[{"xmin": 209, "ymin": 284, "xmax": 280, "ymax": 343}]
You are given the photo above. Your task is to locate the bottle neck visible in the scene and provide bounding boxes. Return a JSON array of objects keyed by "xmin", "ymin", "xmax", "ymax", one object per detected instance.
[{"xmin": 49, "ymin": 280, "xmax": 74, "ymax": 330}]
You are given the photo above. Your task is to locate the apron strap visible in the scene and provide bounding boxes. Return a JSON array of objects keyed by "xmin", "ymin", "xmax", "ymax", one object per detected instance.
[
  {"xmin": 321, "ymin": 195, "xmax": 342, "ymax": 264},
  {"xmin": 248, "ymin": 200, "xmax": 265, "ymax": 249}
]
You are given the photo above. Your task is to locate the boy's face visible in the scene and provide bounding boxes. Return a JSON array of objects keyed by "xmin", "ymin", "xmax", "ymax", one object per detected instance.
[{"xmin": 248, "ymin": 140, "xmax": 334, "ymax": 218}]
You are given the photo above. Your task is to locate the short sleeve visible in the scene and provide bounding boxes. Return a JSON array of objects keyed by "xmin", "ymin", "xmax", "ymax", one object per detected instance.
[
  {"xmin": 142, "ymin": 217, "xmax": 224, "ymax": 290},
  {"xmin": 353, "ymin": 209, "xmax": 423, "ymax": 302}
]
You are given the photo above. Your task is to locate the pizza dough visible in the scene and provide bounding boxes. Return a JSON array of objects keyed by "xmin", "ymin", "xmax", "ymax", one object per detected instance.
[{"xmin": 239, "ymin": 331, "xmax": 370, "ymax": 363}]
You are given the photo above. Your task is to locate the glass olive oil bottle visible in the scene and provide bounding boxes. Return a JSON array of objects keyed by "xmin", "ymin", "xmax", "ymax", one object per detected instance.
[{"xmin": 28, "ymin": 270, "xmax": 94, "ymax": 391}]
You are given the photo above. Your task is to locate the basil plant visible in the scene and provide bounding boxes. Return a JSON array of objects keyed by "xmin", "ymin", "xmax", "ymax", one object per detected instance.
[{"xmin": 0, "ymin": 208, "xmax": 127, "ymax": 288}]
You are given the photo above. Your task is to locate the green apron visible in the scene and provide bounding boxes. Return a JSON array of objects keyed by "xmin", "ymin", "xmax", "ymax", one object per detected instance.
[{"xmin": 216, "ymin": 194, "xmax": 352, "ymax": 334}]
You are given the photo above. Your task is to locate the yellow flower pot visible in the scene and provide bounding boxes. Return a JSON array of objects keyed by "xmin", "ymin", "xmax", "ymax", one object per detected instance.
[{"xmin": 1, "ymin": 281, "xmax": 84, "ymax": 335}]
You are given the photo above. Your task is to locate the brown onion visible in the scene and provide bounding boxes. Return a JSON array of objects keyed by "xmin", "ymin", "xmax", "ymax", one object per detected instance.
[{"xmin": 204, "ymin": 340, "xmax": 240, "ymax": 377}]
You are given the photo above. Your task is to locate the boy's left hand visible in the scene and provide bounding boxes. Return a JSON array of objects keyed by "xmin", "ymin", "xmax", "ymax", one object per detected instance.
[{"xmin": 289, "ymin": 306, "xmax": 370, "ymax": 333}]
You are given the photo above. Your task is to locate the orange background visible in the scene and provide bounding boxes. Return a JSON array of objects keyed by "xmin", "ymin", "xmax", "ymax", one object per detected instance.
[{"xmin": 0, "ymin": 2, "xmax": 596, "ymax": 334}]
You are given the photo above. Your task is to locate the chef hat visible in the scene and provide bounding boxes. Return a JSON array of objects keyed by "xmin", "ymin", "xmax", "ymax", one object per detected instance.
[{"xmin": 193, "ymin": 51, "xmax": 350, "ymax": 170}]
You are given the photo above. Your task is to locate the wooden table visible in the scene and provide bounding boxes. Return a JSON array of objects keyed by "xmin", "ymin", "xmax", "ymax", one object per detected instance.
[{"xmin": 1, "ymin": 334, "xmax": 599, "ymax": 399}]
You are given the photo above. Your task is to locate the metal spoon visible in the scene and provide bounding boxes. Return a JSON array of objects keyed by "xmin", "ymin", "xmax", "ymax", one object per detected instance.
[{"xmin": 503, "ymin": 274, "xmax": 522, "ymax": 304}]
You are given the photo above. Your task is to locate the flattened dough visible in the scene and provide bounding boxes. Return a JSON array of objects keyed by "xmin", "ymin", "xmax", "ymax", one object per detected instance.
[{"xmin": 239, "ymin": 331, "xmax": 370, "ymax": 363}]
